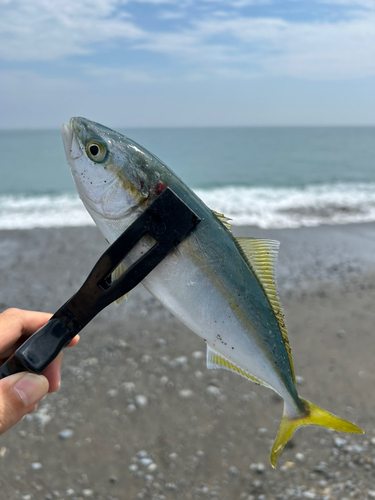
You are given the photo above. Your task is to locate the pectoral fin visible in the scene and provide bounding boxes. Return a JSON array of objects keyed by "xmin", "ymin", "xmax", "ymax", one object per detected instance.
[{"xmin": 111, "ymin": 262, "xmax": 130, "ymax": 305}]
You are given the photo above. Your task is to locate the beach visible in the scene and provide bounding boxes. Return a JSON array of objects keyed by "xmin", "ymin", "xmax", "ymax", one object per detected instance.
[{"xmin": 0, "ymin": 223, "xmax": 375, "ymax": 500}]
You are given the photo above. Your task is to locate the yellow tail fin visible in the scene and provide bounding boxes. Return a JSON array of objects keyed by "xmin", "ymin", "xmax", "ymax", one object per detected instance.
[{"xmin": 270, "ymin": 398, "xmax": 364, "ymax": 468}]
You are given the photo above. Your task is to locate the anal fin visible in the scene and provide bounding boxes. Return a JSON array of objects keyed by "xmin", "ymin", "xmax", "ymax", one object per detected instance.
[{"xmin": 206, "ymin": 345, "xmax": 270, "ymax": 388}]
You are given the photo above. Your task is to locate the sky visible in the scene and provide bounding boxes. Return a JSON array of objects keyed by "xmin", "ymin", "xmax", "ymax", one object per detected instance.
[{"xmin": 0, "ymin": 0, "xmax": 374, "ymax": 129}]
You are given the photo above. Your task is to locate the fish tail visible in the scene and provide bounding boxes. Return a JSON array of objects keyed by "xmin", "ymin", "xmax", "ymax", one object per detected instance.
[{"xmin": 270, "ymin": 397, "xmax": 364, "ymax": 468}]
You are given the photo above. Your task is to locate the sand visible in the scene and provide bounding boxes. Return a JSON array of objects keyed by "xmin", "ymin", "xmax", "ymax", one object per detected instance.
[{"xmin": 0, "ymin": 223, "xmax": 375, "ymax": 500}]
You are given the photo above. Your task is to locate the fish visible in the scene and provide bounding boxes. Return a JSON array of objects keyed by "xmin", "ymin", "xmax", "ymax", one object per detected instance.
[{"xmin": 62, "ymin": 117, "xmax": 363, "ymax": 467}]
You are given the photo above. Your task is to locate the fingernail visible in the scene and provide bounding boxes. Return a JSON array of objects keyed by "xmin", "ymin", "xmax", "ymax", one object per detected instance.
[{"xmin": 13, "ymin": 373, "xmax": 48, "ymax": 407}]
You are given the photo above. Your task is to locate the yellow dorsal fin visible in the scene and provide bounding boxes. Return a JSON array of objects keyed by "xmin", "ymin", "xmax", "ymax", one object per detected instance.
[
  {"xmin": 206, "ymin": 345, "xmax": 271, "ymax": 389},
  {"xmin": 111, "ymin": 262, "xmax": 130, "ymax": 305},
  {"xmin": 235, "ymin": 237, "xmax": 295, "ymax": 383},
  {"xmin": 212, "ymin": 210, "xmax": 232, "ymax": 231}
]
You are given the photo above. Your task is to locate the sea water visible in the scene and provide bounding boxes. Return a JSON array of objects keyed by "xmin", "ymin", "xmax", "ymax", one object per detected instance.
[{"xmin": 1, "ymin": 126, "xmax": 374, "ymax": 229}]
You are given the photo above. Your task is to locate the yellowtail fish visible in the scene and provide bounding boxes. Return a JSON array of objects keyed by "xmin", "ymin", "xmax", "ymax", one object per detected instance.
[{"xmin": 62, "ymin": 117, "xmax": 363, "ymax": 467}]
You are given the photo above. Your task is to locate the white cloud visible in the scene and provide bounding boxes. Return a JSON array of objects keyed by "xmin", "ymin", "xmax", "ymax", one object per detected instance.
[
  {"xmin": 84, "ymin": 65, "xmax": 161, "ymax": 82},
  {"xmin": 158, "ymin": 10, "xmax": 187, "ymax": 19},
  {"xmin": 0, "ymin": 0, "xmax": 144, "ymax": 60},
  {"xmin": 0, "ymin": 0, "xmax": 374, "ymax": 81},
  {"xmin": 320, "ymin": 0, "xmax": 375, "ymax": 8},
  {"xmin": 201, "ymin": 0, "xmax": 272, "ymax": 5},
  {"xmin": 136, "ymin": 12, "xmax": 375, "ymax": 79}
]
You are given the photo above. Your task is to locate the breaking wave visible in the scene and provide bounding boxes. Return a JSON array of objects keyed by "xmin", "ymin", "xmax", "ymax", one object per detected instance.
[
  {"xmin": 0, "ymin": 194, "xmax": 94, "ymax": 230},
  {"xmin": 1, "ymin": 183, "xmax": 375, "ymax": 230},
  {"xmin": 196, "ymin": 183, "xmax": 375, "ymax": 228}
]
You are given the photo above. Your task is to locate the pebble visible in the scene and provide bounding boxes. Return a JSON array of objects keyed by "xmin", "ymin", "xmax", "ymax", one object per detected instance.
[
  {"xmin": 334, "ymin": 437, "xmax": 347, "ymax": 448},
  {"xmin": 295, "ymin": 375, "xmax": 305, "ymax": 385},
  {"xmin": 179, "ymin": 389, "xmax": 193, "ymax": 399},
  {"xmin": 122, "ymin": 382, "xmax": 136, "ymax": 393},
  {"xmin": 109, "ymin": 475, "xmax": 118, "ymax": 483},
  {"xmin": 137, "ymin": 450, "xmax": 148, "ymax": 458},
  {"xmin": 173, "ymin": 356, "xmax": 188, "ymax": 366},
  {"xmin": 66, "ymin": 488, "xmax": 75, "ymax": 496},
  {"xmin": 192, "ymin": 351, "xmax": 204, "ymax": 360},
  {"xmin": 166, "ymin": 483, "xmax": 177, "ymax": 490},
  {"xmin": 140, "ymin": 458, "xmax": 153, "ymax": 467},
  {"xmin": 169, "ymin": 453, "xmax": 178, "ymax": 460},
  {"xmin": 295, "ymin": 452, "xmax": 305, "ymax": 462},
  {"xmin": 31, "ymin": 462, "xmax": 42, "ymax": 470},
  {"xmin": 206, "ymin": 386, "xmax": 221, "ymax": 397},
  {"xmin": 129, "ymin": 464, "xmax": 139, "ymax": 472},
  {"xmin": 314, "ymin": 461, "xmax": 327, "ymax": 472},
  {"xmin": 148, "ymin": 463, "xmax": 157, "ymax": 472},
  {"xmin": 127, "ymin": 404, "xmax": 137, "ymax": 412},
  {"xmin": 135, "ymin": 395, "xmax": 148, "ymax": 407},
  {"xmin": 116, "ymin": 339, "xmax": 129, "ymax": 348},
  {"xmin": 302, "ymin": 491, "xmax": 316, "ymax": 499},
  {"xmin": 80, "ymin": 357, "xmax": 99, "ymax": 367},
  {"xmin": 82, "ymin": 489, "xmax": 94, "ymax": 497},
  {"xmin": 228, "ymin": 466, "xmax": 239, "ymax": 476},
  {"xmin": 250, "ymin": 463, "xmax": 265, "ymax": 473},
  {"xmin": 337, "ymin": 329, "xmax": 346, "ymax": 338},
  {"xmin": 59, "ymin": 429, "xmax": 74, "ymax": 440},
  {"xmin": 156, "ymin": 338, "xmax": 166, "ymax": 347},
  {"xmin": 195, "ymin": 371, "xmax": 203, "ymax": 379},
  {"xmin": 107, "ymin": 389, "xmax": 119, "ymax": 398},
  {"xmin": 257, "ymin": 428, "xmax": 267, "ymax": 436}
]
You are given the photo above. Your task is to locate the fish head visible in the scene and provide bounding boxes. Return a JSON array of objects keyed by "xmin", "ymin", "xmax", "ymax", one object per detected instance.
[{"xmin": 62, "ymin": 117, "xmax": 170, "ymax": 226}]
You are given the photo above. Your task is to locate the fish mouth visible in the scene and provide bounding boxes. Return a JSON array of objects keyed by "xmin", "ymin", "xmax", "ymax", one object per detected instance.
[{"xmin": 61, "ymin": 118, "xmax": 83, "ymax": 160}]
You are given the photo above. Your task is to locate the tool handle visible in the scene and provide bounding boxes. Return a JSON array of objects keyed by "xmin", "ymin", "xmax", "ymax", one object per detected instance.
[{"xmin": 0, "ymin": 318, "xmax": 75, "ymax": 379}]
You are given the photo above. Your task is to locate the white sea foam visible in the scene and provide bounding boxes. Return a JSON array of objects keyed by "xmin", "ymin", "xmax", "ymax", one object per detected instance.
[
  {"xmin": 197, "ymin": 183, "xmax": 375, "ymax": 228},
  {"xmin": 0, "ymin": 194, "xmax": 94, "ymax": 230},
  {"xmin": 196, "ymin": 183, "xmax": 375, "ymax": 228},
  {"xmin": 1, "ymin": 183, "xmax": 375, "ymax": 230}
]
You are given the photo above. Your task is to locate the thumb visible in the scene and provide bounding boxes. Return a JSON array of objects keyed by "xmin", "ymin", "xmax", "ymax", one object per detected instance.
[{"xmin": 0, "ymin": 372, "xmax": 49, "ymax": 435}]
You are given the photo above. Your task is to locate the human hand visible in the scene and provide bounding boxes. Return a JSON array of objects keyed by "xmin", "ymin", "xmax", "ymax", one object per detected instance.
[{"xmin": 0, "ymin": 308, "xmax": 79, "ymax": 435}]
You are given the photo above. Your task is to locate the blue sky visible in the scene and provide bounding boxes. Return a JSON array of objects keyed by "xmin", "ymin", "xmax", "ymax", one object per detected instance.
[{"xmin": 0, "ymin": 0, "xmax": 374, "ymax": 128}]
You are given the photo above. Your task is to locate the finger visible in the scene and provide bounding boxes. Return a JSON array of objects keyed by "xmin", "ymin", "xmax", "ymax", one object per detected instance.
[
  {"xmin": 42, "ymin": 352, "xmax": 63, "ymax": 393},
  {"xmin": 0, "ymin": 372, "xmax": 49, "ymax": 435},
  {"xmin": 66, "ymin": 334, "xmax": 80, "ymax": 348},
  {"xmin": 0, "ymin": 309, "xmax": 51, "ymax": 353}
]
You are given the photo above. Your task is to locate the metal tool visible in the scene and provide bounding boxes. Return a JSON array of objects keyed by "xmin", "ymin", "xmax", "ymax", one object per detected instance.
[{"xmin": 0, "ymin": 188, "xmax": 200, "ymax": 379}]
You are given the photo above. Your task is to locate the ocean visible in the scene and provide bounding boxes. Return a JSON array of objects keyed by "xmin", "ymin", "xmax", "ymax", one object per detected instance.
[{"xmin": 1, "ymin": 126, "xmax": 374, "ymax": 229}]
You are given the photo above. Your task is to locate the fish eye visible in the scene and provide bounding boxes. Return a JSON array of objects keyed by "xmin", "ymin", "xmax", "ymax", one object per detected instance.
[{"xmin": 86, "ymin": 141, "xmax": 107, "ymax": 163}]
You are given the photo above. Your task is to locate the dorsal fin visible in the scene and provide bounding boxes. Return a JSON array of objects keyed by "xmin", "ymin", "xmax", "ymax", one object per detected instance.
[
  {"xmin": 235, "ymin": 237, "xmax": 295, "ymax": 383},
  {"xmin": 206, "ymin": 345, "xmax": 272, "ymax": 388},
  {"xmin": 212, "ymin": 210, "xmax": 232, "ymax": 231}
]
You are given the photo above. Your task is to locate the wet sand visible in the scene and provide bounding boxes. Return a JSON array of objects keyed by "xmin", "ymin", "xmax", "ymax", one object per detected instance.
[{"xmin": 0, "ymin": 224, "xmax": 375, "ymax": 500}]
